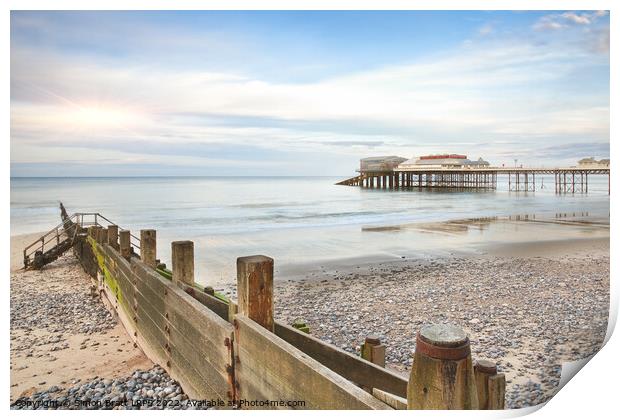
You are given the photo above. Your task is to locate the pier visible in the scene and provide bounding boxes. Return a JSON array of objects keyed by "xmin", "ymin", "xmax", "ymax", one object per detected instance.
[{"xmin": 337, "ymin": 167, "xmax": 610, "ymax": 194}]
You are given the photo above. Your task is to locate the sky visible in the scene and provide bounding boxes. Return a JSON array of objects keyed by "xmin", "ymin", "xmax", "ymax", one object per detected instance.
[{"xmin": 10, "ymin": 10, "xmax": 610, "ymax": 176}]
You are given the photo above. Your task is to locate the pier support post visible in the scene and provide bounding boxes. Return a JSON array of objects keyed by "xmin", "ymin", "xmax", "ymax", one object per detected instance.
[
  {"xmin": 140, "ymin": 229, "xmax": 157, "ymax": 268},
  {"xmin": 171, "ymin": 241, "xmax": 194, "ymax": 286},
  {"xmin": 119, "ymin": 230, "xmax": 131, "ymax": 259},
  {"xmin": 407, "ymin": 324, "xmax": 478, "ymax": 409},
  {"xmin": 360, "ymin": 336, "xmax": 386, "ymax": 367},
  {"xmin": 107, "ymin": 225, "xmax": 119, "ymax": 250},
  {"xmin": 237, "ymin": 255, "xmax": 274, "ymax": 332}
]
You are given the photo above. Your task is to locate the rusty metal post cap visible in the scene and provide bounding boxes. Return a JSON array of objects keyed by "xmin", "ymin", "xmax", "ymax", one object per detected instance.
[
  {"xmin": 416, "ymin": 324, "xmax": 470, "ymax": 360},
  {"xmin": 365, "ymin": 335, "xmax": 381, "ymax": 345},
  {"xmin": 475, "ymin": 359, "xmax": 498, "ymax": 375}
]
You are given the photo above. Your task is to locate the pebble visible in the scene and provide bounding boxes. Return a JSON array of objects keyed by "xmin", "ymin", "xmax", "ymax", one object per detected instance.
[
  {"xmin": 11, "ymin": 366, "xmax": 207, "ymax": 410},
  {"xmin": 275, "ymin": 254, "xmax": 609, "ymax": 409}
]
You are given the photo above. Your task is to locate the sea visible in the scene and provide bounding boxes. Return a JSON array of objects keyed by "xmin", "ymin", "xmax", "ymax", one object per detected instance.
[{"xmin": 10, "ymin": 176, "xmax": 610, "ymax": 286}]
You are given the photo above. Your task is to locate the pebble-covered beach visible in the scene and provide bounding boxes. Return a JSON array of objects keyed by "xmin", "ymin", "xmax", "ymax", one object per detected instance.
[
  {"xmin": 11, "ymin": 366, "xmax": 205, "ymax": 410},
  {"xmin": 10, "ymin": 230, "xmax": 609, "ymax": 410},
  {"xmin": 274, "ymin": 248, "xmax": 609, "ymax": 408},
  {"xmin": 9, "ymin": 246, "xmax": 208, "ymax": 410}
]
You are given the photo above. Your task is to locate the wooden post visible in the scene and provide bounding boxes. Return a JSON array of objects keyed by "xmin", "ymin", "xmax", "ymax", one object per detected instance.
[
  {"xmin": 361, "ymin": 336, "xmax": 386, "ymax": 368},
  {"xmin": 119, "ymin": 230, "xmax": 131, "ymax": 259},
  {"xmin": 140, "ymin": 229, "xmax": 157, "ymax": 268},
  {"xmin": 407, "ymin": 324, "xmax": 478, "ymax": 409},
  {"xmin": 488, "ymin": 373, "xmax": 506, "ymax": 409},
  {"xmin": 99, "ymin": 228, "xmax": 108, "ymax": 245},
  {"xmin": 91, "ymin": 226, "xmax": 101, "ymax": 242},
  {"xmin": 236, "ymin": 255, "xmax": 274, "ymax": 332},
  {"xmin": 171, "ymin": 240, "xmax": 194, "ymax": 286},
  {"xmin": 107, "ymin": 225, "xmax": 119, "ymax": 249},
  {"xmin": 474, "ymin": 360, "xmax": 497, "ymax": 409}
]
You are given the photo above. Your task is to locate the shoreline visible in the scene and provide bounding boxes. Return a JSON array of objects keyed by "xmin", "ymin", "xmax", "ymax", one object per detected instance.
[
  {"xmin": 9, "ymin": 213, "xmax": 610, "ymax": 409},
  {"xmin": 265, "ymin": 214, "xmax": 609, "ymax": 287}
]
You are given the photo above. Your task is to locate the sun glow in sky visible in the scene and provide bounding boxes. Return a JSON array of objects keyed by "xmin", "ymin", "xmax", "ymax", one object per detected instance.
[
  {"xmin": 10, "ymin": 11, "xmax": 610, "ymax": 176},
  {"xmin": 70, "ymin": 105, "xmax": 135, "ymax": 128}
]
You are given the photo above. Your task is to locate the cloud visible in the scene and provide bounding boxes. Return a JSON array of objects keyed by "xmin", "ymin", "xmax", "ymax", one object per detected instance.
[
  {"xmin": 10, "ymin": 13, "xmax": 610, "ymax": 175},
  {"xmin": 534, "ymin": 10, "xmax": 608, "ymax": 31},
  {"xmin": 478, "ymin": 23, "xmax": 494, "ymax": 36},
  {"xmin": 561, "ymin": 12, "xmax": 593, "ymax": 25}
]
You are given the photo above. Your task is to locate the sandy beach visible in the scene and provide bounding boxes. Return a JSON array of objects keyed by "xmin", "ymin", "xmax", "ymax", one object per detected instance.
[
  {"xmin": 10, "ymin": 216, "xmax": 610, "ymax": 409},
  {"xmin": 10, "ymin": 233, "xmax": 153, "ymax": 405}
]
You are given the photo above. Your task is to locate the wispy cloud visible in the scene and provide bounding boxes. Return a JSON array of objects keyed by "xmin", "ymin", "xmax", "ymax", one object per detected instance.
[
  {"xmin": 533, "ymin": 10, "xmax": 608, "ymax": 31},
  {"xmin": 10, "ymin": 11, "xmax": 610, "ymax": 175}
]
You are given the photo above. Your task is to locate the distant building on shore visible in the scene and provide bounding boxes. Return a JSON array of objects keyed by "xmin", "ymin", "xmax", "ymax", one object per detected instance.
[
  {"xmin": 578, "ymin": 157, "xmax": 610, "ymax": 168},
  {"xmin": 359, "ymin": 156, "xmax": 407, "ymax": 172},
  {"xmin": 397, "ymin": 154, "xmax": 490, "ymax": 170}
]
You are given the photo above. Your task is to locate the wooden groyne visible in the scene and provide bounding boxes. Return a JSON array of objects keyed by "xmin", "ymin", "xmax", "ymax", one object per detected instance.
[{"xmin": 57, "ymin": 207, "xmax": 506, "ymax": 410}]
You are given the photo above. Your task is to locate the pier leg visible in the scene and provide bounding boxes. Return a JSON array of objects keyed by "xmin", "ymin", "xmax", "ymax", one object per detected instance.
[
  {"xmin": 172, "ymin": 240, "xmax": 194, "ymax": 286},
  {"xmin": 237, "ymin": 255, "xmax": 274, "ymax": 332},
  {"xmin": 563, "ymin": 172, "xmax": 567, "ymax": 193}
]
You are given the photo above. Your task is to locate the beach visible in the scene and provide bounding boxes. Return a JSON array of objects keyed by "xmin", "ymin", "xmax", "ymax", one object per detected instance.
[
  {"xmin": 10, "ymin": 234, "xmax": 189, "ymax": 408},
  {"xmin": 272, "ymin": 227, "xmax": 609, "ymax": 408},
  {"xmin": 10, "ymin": 214, "xmax": 609, "ymax": 409}
]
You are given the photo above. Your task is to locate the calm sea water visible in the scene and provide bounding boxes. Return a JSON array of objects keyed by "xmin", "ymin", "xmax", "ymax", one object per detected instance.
[{"xmin": 10, "ymin": 176, "xmax": 610, "ymax": 286}]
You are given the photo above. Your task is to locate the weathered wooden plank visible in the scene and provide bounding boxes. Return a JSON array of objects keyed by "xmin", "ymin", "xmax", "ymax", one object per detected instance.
[
  {"xmin": 168, "ymin": 328, "xmax": 231, "ymax": 401},
  {"xmin": 133, "ymin": 270, "xmax": 165, "ymax": 315},
  {"xmin": 95, "ymin": 244, "xmax": 234, "ymax": 404},
  {"xmin": 132, "ymin": 260, "xmax": 168, "ymax": 295},
  {"xmin": 274, "ymin": 321, "xmax": 408, "ymax": 398},
  {"xmin": 165, "ymin": 283, "xmax": 233, "ymax": 350},
  {"xmin": 135, "ymin": 302, "xmax": 168, "ymax": 362},
  {"xmin": 99, "ymin": 246, "xmax": 136, "ymax": 320},
  {"xmin": 132, "ymin": 258, "xmax": 233, "ymax": 387},
  {"xmin": 184, "ymin": 286, "xmax": 229, "ymax": 322},
  {"xmin": 135, "ymin": 288, "xmax": 229, "ymax": 401},
  {"xmin": 166, "ymin": 298, "xmax": 231, "ymax": 376},
  {"xmin": 235, "ymin": 315, "xmax": 391, "ymax": 410},
  {"xmin": 487, "ymin": 374, "xmax": 506, "ymax": 410},
  {"xmin": 372, "ymin": 388, "xmax": 407, "ymax": 410}
]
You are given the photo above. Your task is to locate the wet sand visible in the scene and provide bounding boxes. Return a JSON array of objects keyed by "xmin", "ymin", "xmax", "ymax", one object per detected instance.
[{"xmin": 267, "ymin": 217, "xmax": 610, "ymax": 408}]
